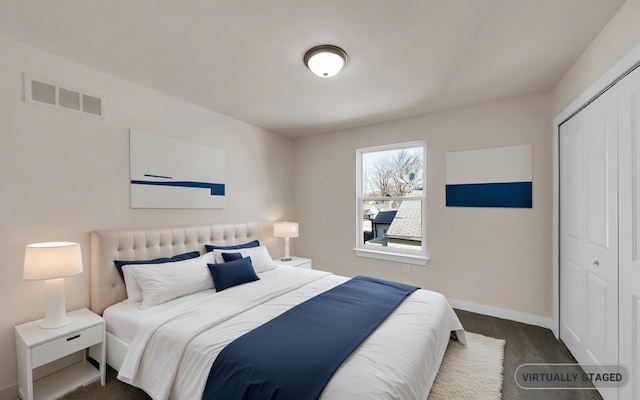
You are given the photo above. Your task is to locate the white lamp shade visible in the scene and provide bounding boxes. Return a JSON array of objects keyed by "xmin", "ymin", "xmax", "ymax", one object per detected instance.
[
  {"xmin": 24, "ymin": 242, "xmax": 83, "ymax": 280},
  {"xmin": 273, "ymin": 222, "xmax": 299, "ymax": 238}
]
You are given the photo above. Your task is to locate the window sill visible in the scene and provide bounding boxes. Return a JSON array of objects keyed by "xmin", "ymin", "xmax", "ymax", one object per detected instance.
[{"xmin": 353, "ymin": 248, "xmax": 430, "ymax": 266}]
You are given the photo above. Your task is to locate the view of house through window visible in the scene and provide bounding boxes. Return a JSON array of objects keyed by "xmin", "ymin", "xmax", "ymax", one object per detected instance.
[{"xmin": 357, "ymin": 142, "xmax": 426, "ymax": 261}]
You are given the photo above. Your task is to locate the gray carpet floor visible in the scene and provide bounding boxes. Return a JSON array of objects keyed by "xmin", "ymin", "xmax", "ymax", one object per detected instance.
[
  {"xmin": 456, "ymin": 309, "xmax": 603, "ymax": 400},
  {"xmin": 61, "ymin": 309, "xmax": 603, "ymax": 400},
  {"xmin": 60, "ymin": 366, "xmax": 150, "ymax": 400}
]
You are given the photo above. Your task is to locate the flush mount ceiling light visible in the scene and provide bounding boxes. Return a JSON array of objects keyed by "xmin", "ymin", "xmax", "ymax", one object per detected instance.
[{"xmin": 303, "ymin": 45, "xmax": 348, "ymax": 78}]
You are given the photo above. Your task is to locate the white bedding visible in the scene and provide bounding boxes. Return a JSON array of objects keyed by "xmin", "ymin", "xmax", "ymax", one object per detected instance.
[
  {"xmin": 104, "ymin": 289, "xmax": 216, "ymax": 343},
  {"xmin": 109, "ymin": 267, "xmax": 465, "ymax": 400}
]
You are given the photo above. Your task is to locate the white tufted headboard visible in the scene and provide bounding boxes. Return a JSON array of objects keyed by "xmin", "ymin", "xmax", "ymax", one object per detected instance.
[{"xmin": 90, "ymin": 223, "xmax": 260, "ymax": 315}]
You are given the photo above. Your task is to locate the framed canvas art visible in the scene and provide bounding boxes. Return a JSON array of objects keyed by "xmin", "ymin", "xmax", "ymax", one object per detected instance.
[
  {"xmin": 130, "ymin": 129, "xmax": 225, "ymax": 209},
  {"xmin": 445, "ymin": 144, "xmax": 532, "ymax": 208}
]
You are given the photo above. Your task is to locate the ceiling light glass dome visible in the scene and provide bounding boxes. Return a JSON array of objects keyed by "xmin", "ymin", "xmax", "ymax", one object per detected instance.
[{"xmin": 304, "ymin": 45, "xmax": 348, "ymax": 78}]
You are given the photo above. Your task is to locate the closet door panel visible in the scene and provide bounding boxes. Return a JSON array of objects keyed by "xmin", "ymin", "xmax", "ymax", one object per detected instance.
[
  {"xmin": 585, "ymin": 272, "xmax": 608, "ymax": 363},
  {"xmin": 628, "ymin": 298, "xmax": 640, "ymax": 400},
  {"xmin": 560, "ymin": 110, "xmax": 588, "ymax": 358},
  {"xmin": 561, "ymin": 118, "xmax": 584, "ymax": 245},
  {"xmin": 619, "ymin": 67, "xmax": 640, "ymax": 400},
  {"xmin": 560, "ymin": 83, "xmax": 619, "ymax": 400},
  {"xmin": 585, "ymin": 115, "xmax": 609, "ymax": 250},
  {"xmin": 563, "ymin": 259, "xmax": 585, "ymax": 342},
  {"xmin": 582, "ymin": 91, "xmax": 619, "ymax": 371}
]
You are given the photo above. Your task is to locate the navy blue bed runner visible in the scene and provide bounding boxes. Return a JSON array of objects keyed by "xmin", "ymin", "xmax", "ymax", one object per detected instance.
[{"xmin": 203, "ymin": 275, "xmax": 418, "ymax": 400}]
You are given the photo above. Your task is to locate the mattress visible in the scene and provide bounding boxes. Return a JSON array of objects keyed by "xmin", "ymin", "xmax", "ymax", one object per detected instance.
[{"xmin": 107, "ymin": 266, "xmax": 465, "ymax": 400}]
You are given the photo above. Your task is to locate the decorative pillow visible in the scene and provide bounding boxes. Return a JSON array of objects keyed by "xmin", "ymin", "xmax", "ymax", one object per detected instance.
[
  {"xmin": 207, "ymin": 257, "xmax": 259, "ymax": 292},
  {"xmin": 212, "ymin": 246, "xmax": 274, "ymax": 273},
  {"xmin": 221, "ymin": 252, "xmax": 243, "ymax": 262},
  {"xmin": 114, "ymin": 251, "xmax": 201, "ymax": 281},
  {"xmin": 127, "ymin": 251, "xmax": 215, "ymax": 308},
  {"xmin": 204, "ymin": 240, "xmax": 260, "ymax": 252}
]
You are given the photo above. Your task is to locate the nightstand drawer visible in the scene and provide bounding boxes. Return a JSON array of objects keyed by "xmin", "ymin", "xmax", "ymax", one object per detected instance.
[{"xmin": 32, "ymin": 324, "xmax": 102, "ymax": 368}]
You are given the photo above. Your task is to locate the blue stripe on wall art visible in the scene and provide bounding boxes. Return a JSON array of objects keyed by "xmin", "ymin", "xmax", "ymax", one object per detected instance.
[
  {"xmin": 445, "ymin": 181, "xmax": 532, "ymax": 208},
  {"xmin": 131, "ymin": 180, "xmax": 225, "ymax": 196}
]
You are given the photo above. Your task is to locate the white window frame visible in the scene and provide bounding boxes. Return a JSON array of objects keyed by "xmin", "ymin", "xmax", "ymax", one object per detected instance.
[{"xmin": 354, "ymin": 141, "xmax": 429, "ymax": 265}]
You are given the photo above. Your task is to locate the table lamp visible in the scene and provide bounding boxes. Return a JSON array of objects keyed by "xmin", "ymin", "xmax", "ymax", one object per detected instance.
[
  {"xmin": 23, "ymin": 242, "xmax": 83, "ymax": 329},
  {"xmin": 273, "ymin": 222, "xmax": 298, "ymax": 261}
]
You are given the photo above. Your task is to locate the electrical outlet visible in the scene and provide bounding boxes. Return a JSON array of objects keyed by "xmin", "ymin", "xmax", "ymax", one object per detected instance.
[{"xmin": 403, "ymin": 264, "xmax": 410, "ymax": 273}]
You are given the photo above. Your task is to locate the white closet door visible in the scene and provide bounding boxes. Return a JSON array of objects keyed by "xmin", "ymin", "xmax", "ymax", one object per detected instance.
[
  {"xmin": 560, "ymin": 109, "xmax": 587, "ymax": 355},
  {"xmin": 560, "ymin": 84, "xmax": 619, "ymax": 400},
  {"xmin": 619, "ymin": 66, "xmax": 640, "ymax": 400}
]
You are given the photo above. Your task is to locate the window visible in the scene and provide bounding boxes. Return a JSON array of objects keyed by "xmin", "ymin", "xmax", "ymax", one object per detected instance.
[{"xmin": 355, "ymin": 141, "xmax": 428, "ymax": 265}]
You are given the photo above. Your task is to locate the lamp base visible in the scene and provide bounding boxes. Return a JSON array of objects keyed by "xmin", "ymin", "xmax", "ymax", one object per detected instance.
[
  {"xmin": 280, "ymin": 257, "xmax": 292, "ymax": 262},
  {"xmin": 40, "ymin": 278, "xmax": 69, "ymax": 329},
  {"xmin": 40, "ymin": 317, "xmax": 70, "ymax": 329}
]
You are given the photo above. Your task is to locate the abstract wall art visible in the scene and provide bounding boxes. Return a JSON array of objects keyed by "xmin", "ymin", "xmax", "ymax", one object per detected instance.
[
  {"xmin": 129, "ymin": 129, "xmax": 225, "ymax": 209},
  {"xmin": 445, "ymin": 144, "xmax": 532, "ymax": 208}
]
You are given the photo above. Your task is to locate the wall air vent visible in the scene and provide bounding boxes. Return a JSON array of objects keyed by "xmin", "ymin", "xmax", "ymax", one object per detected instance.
[{"xmin": 24, "ymin": 74, "xmax": 104, "ymax": 118}]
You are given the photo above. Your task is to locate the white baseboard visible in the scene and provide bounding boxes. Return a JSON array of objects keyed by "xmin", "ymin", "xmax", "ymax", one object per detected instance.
[
  {"xmin": 448, "ymin": 298, "xmax": 554, "ymax": 331},
  {"xmin": 0, "ymin": 382, "xmax": 17, "ymax": 400}
]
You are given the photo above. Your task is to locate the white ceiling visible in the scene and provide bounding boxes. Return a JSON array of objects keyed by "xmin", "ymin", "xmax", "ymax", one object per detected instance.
[{"xmin": 0, "ymin": 0, "xmax": 627, "ymax": 138}]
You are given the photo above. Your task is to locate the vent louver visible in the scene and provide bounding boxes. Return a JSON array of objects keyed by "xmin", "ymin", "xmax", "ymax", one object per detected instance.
[
  {"xmin": 31, "ymin": 80, "xmax": 56, "ymax": 105},
  {"xmin": 24, "ymin": 74, "xmax": 104, "ymax": 118},
  {"xmin": 59, "ymin": 88, "xmax": 80, "ymax": 110}
]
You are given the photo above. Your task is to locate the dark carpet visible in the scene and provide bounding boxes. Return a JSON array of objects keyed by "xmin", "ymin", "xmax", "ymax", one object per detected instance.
[{"xmin": 456, "ymin": 309, "xmax": 603, "ymax": 400}]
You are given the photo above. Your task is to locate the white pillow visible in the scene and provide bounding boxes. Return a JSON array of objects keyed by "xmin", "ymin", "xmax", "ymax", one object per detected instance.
[
  {"xmin": 212, "ymin": 246, "xmax": 275, "ymax": 273},
  {"xmin": 122, "ymin": 266, "xmax": 143, "ymax": 303},
  {"xmin": 128, "ymin": 252, "xmax": 214, "ymax": 308}
]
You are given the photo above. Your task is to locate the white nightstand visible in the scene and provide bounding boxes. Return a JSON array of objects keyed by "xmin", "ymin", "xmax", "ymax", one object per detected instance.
[
  {"xmin": 15, "ymin": 308, "xmax": 106, "ymax": 400},
  {"xmin": 272, "ymin": 256, "xmax": 312, "ymax": 269}
]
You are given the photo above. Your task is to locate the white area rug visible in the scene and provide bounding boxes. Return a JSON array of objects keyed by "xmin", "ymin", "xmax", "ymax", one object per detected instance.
[{"xmin": 428, "ymin": 332, "xmax": 505, "ymax": 400}]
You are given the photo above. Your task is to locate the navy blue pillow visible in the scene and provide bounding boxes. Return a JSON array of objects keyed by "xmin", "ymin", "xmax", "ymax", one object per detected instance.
[
  {"xmin": 205, "ymin": 240, "xmax": 260, "ymax": 252},
  {"xmin": 221, "ymin": 252, "xmax": 243, "ymax": 262},
  {"xmin": 114, "ymin": 251, "xmax": 201, "ymax": 281},
  {"xmin": 207, "ymin": 257, "xmax": 259, "ymax": 292}
]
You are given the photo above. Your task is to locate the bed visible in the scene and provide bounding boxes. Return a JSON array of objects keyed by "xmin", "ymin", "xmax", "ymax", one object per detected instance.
[{"xmin": 90, "ymin": 223, "xmax": 465, "ymax": 400}]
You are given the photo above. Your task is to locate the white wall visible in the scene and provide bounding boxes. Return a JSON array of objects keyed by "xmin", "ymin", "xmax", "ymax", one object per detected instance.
[
  {"xmin": 0, "ymin": 36, "xmax": 294, "ymax": 399},
  {"xmin": 552, "ymin": 0, "xmax": 640, "ymax": 116},
  {"xmin": 294, "ymin": 93, "xmax": 552, "ymax": 322}
]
